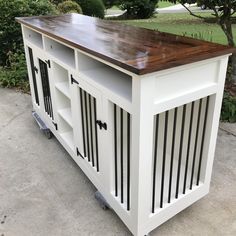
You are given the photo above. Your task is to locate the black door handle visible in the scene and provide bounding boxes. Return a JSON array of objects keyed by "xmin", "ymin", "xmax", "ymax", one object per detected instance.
[{"xmin": 96, "ymin": 120, "xmax": 107, "ymax": 130}]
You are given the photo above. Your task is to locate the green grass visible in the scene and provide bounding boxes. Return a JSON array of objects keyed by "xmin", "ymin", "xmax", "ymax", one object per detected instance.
[
  {"xmin": 157, "ymin": 1, "xmax": 175, "ymax": 8},
  {"xmin": 122, "ymin": 13, "xmax": 236, "ymax": 45},
  {"xmin": 109, "ymin": 5, "xmax": 119, "ymax": 10}
]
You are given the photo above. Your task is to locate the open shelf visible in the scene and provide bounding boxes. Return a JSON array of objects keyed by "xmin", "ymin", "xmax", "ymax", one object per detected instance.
[
  {"xmin": 58, "ymin": 108, "xmax": 73, "ymax": 127},
  {"xmin": 55, "ymin": 85, "xmax": 71, "ymax": 107},
  {"xmin": 53, "ymin": 62, "xmax": 70, "ymax": 98},
  {"xmin": 81, "ymin": 66, "xmax": 132, "ymax": 102},
  {"xmin": 23, "ymin": 26, "xmax": 43, "ymax": 49},
  {"xmin": 45, "ymin": 37, "xmax": 75, "ymax": 68},
  {"xmin": 55, "ymin": 82, "xmax": 70, "ymax": 98},
  {"xmin": 60, "ymin": 131, "xmax": 74, "ymax": 150},
  {"xmin": 77, "ymin": 51, "xmax": 132, "ymax": 102},
  {"xmin": 58, "ymin": 114, "xmax": 74, "ymax": 150}
]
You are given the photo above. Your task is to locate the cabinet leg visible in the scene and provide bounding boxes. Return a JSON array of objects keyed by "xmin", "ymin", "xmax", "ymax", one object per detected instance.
[
  {"xmin": 32, "ymin": 111, "xmax": 53, "ymax": 139},
  {"xmin": 95, "ymin": 191, "xmax": 110, "ymax": 210}
]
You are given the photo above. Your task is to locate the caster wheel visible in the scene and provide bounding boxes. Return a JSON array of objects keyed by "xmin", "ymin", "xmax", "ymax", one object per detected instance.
[
  {"xmin": 95, "ymin": 191, "xmax": 110, "ymax": 210},
  {"xmin": 101, "ymin": 203, "xmax": 109, "ymax": 210},
  {"xmin": 44, "ymin": 129, "xmax": 53, "ymax": 139}
]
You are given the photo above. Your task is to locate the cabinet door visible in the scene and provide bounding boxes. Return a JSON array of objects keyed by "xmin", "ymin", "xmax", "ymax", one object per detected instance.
[
  {"xmin": 33, "ymin": 51, "xmax": 57, "ymax": 128},
  {"xmin": 71, "ymin": 74, "xmax": 104, "ymax": 174}
]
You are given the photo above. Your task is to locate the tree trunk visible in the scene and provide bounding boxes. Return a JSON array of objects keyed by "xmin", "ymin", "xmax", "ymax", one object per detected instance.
[{"xmin": 230, "ymin": 53, "xmax": 236, "ymax": 84}]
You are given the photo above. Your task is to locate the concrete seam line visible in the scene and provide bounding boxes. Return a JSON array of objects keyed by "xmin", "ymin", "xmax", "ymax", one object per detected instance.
[{"xmin": 219, "ymin": 127, "xmax": 236, "ymax": 137}]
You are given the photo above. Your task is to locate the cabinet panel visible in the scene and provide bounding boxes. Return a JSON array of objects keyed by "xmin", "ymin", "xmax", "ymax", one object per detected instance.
[
  {"xmin": 72, "ymin": 75, "xmax": 104, "ymax": 174},
  {"xmin": 32, "ymin": 50, "xmax": 57, "ymax": 131}
]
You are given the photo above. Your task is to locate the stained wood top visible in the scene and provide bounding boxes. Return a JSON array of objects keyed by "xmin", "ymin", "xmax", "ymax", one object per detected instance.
[{"xmin": 16, "ymin": 14, "xmax": 235, "ymax": 75}]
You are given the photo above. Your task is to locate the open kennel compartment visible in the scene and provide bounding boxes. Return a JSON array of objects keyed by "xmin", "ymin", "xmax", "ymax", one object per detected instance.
[{"xmin": 16, "ymin": 14, "xmax": 234, "ymax": 236}]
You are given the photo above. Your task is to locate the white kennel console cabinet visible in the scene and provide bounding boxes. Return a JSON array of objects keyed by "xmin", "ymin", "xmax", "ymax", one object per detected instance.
[{"xmin": 17, "ymin": 14, "xmax": 234, "ymax": 236}]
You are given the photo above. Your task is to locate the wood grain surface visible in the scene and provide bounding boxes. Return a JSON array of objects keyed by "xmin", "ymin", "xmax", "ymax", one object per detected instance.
[{"xmin": 16, "ymin": 14, "xmax": 235, "ymax": 75}]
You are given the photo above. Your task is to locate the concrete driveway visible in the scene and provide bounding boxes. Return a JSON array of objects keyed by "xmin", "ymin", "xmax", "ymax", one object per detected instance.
[{"xmin": 0, "ymin": 88, "xmax": 236, "ymax": 236}]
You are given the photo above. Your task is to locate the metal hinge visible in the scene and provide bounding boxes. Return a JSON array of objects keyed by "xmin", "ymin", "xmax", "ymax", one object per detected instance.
[
  {"xmin": 52, "ymin": 122, "xmax": 58, "ymax": 130},
  {"xmin": 34, "ymin": 66, "xmax": 38, "ymax": 74},
  {"xmin": 96, "ymin": 120, "xmax": 107, "ymax": 130},
  {"xmin": 76, "ymin": 147, "xmax": 84, "ymax": 158},
  {"xmin": 45, "ymin": 60, "xmax": 51, "ymax": 68},
  {"xmin": 71, "ymin": 75, "xmax": 79, "ymax": 85}
]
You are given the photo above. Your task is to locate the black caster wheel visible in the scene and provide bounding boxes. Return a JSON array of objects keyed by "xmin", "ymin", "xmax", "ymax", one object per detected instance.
[
  {"xmin": 95, "ymin": 191, "xmax": 110, "ymax": 210},
  {"xmin": 44, "ymin": 129, "xmax": 53, "ymax": 139}
]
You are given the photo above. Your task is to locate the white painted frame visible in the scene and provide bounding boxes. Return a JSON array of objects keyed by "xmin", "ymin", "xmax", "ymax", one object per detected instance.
[{"xmin": 21, "ymin": 24, "xmax": 230, "ymax": 236}]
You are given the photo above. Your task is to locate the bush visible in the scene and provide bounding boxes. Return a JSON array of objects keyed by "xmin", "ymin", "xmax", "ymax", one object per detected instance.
[
  {"xmin": 49, "ymin": 0, "xmax": 64, "ymax": 4},
  {"xmin": 76, "ymin": 0, "xmax": 105, "ymax": 18},
  {"xmin": 221, "ymin": 92, "xmax": 236, "ymax": 123},
  {"xmin": 0, "ymin": 0, "xmax": 56, "ymax": 67},
  {"xmin": 58, "ymin": 0, "xmax": 83, "ymax": 14},
  {"xmin": 0, "ymin": 0, "xmax": 56, "ymax": 90},
  {"xmin": 102, "ymin": 0, "xmax": 118, "ymax": 8},
  {"xmin": 0, "ymin": 50, "xmax": 29, "ymax": 91},
  {"xmin": 119, "ymin": 0, "xmax": 158, "ymax": 19}
]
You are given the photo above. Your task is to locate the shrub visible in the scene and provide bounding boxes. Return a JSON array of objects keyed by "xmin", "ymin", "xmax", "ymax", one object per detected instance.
[
  {"xmin": 0, "ymin": 50, "xmax": 29, "ymax": 91},
  {"xmin": 119, "ymin": 0, "xmax": 158, "ymax": 19},
  {"xmin": 49, "ymin": 0, "xmax": 64, "ymax": 4},
  {"xmin": 58, "ymin": 0, "xmax": 83, "ymax": 14},
  {"xmin": 0, "ymin": 0, "xmax": 56, "ymax": 90},
  {"xmin": 221, "ymin": 92, "xmax": 236, "ymax": 123},
  {"xmin": 76, "ymin": 0, "xmax": 105, "ymax": 18},
  {"xmin": 0, "ymin": 0, "xmax": 56, "ymax": 67},
  {"xmin": 102, "ymin": 0, "xmax": 118, "ymax": 8}
]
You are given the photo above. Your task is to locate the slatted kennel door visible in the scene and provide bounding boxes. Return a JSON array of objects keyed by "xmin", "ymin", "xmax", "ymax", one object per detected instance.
[
  {"xmin": 39, "ymin": 59, "xmax": 54, "ymax": 119},
  {"xmin": 79, "ymin": 88, "xmax": 99, "ymax": 172},
  {"xmin": 113, "ymin": 104, "xmax": 131, "ymax": 211},
  {"xmin": 152, "ymin": 96, "xmax": 210, "ymax": 213}
]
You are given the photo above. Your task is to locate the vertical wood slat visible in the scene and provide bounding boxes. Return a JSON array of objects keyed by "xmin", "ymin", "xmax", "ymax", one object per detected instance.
[
  {"xmin": 190, "ymin": 99, "xmax": 203, "ymax": 190},
  {"xmin": 93, "ymin": 97, "xmax": 99, "ymax": 172},
  {"xmin": 168, "ymin": 107, "xmax": 178, "ymax": 203},
  {"xmin": 114, "ymin": 104, "xmax": 118, "ymax": 197},
  {"xmin": 183, "ymin": 101, "xmax": 195, "ymax": 194},
  {"xmin": 89, "ymin": 94, "xmax": 95, "ymax": 167},
  {"xmin": 84, "ymin": 91, "xmax": 90, "ymax": 162},
  {"xmin": 120, "ymin": 109, "xmax": 124, "ymax": 204},
  {"xmin": 152, "ymin": 114, "xmax": 159, "ymax": 213},
  {"xmin": 175, "ymin": 104, "xmax": 187, "ymax": 199},
  {"xmin": 79, "ymin": 88, "xmax": 86, "ymax": 157},
  {"xmin": 160, "ymin": 111, "xmax": 169, "ymax": 208},
  {"xmin": 127, "ymin": 112, "xmax": 131, "ymax": 211},
  {"xmin": 28, "ymin": 47, "xmax": 39, "ymax": 106}
]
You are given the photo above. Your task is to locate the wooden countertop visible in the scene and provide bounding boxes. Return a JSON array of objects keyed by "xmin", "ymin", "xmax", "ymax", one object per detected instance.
[{"xmin": 16, "ymin": 14, "xmax": 235, "ymax": 75}]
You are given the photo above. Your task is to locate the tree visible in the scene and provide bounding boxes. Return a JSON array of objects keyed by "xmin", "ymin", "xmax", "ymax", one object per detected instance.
[
  {"xmin": 76, "ymin": 0, "xmax": 105, "ymax": 18},
  {"xmin": 57, "ymin": 0, "xmax": 83, "ymax": 14},
  {"xmin": 162, "ymin": 0, "xmax": 236, "ymax": 83},
  {"xmin": 102, "ymin": 0, "xmax": 118, "ymax": 9},
  {"xmin": 119, "ymin": 0, "xmax": 158, "ymax": 19},
  {"xmin": 0, "ymin": 0, "xmax": 56, "ymax": 66}
]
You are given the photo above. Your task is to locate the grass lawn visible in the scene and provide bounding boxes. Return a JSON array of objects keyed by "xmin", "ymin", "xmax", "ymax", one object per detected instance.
[
  {"xmin": 122, "ymin": 13, "xmax": 236, "ymax": 45},
  {"xmin": 157, "ymin": 1, "xmax": 175, "ymax": 8}
]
